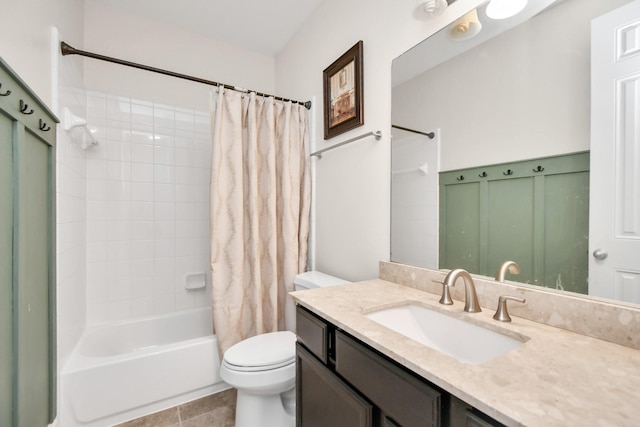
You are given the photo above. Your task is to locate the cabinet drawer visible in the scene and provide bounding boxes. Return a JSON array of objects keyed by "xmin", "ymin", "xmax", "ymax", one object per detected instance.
[
  {"xmin": 335, "ymin": 331, "xmax": 441, "ymax": 427},
  {"xmin": 296, "ymin": 306, "xmax": 329, "ymax": 363}
]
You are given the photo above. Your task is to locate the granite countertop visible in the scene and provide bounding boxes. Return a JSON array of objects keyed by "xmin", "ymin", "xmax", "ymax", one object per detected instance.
[{"xmin": 291, "ymin": 279, "xmax": 640, "ymax": 427}]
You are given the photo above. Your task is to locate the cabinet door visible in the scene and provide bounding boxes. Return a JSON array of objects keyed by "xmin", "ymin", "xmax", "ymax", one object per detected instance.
[{"xmin": 296, "ymin": 343, "xmax": 372, "ymax": 427}]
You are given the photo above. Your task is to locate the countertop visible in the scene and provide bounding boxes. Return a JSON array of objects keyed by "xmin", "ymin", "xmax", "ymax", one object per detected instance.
[{"xmin": 290, "ymin": 279, "xmax": 640, "ymax": 427}]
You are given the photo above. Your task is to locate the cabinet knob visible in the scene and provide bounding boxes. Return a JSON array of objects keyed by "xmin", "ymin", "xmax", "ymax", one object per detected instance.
[{"xmin": 493, "ymin": 295, "xmax": 526, "ymax": 322}]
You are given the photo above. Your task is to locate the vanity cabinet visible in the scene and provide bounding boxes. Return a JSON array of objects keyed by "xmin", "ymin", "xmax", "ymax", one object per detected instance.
[
  {"xmin": 0, "ymin": 58, "xmax": 57, "ymax": 427},
  {"xmin": 296, "ymin": 306, "xmax": 504, "ymax": 427}
]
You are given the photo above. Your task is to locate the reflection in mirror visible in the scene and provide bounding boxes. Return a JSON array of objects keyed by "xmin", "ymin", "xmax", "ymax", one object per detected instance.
[{"xmin": 390, "ymin": 0, "xmax": 634, "ymax": 303}]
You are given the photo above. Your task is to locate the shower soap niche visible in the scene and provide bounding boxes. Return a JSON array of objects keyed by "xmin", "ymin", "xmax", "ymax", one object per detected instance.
[{"xmin": 185, "ymin": 273, "xmax": 207, "ymax": 290}]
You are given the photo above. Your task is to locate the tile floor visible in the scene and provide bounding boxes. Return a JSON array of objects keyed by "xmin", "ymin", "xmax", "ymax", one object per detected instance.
[{"xmin": 116, "ymin": 389, "xmax": 236, "ymax": 427}]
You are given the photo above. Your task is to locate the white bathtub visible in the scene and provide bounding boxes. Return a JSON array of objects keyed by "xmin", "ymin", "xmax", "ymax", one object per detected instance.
[{"xmin": 61, "ymin": 307, "xmax": 227, "ymax": 427}]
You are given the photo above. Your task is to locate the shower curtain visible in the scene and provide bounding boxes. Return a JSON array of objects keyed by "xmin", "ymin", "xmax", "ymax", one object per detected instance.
[{"xmin": 210, "ymin": 88, "xmax": 311, "ymax": 356}]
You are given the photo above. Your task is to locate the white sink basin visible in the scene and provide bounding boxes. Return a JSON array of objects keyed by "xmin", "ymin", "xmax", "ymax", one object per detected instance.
[{"xmin": 365, "ymin": 304, "xmax": 524, "ymax": 365}]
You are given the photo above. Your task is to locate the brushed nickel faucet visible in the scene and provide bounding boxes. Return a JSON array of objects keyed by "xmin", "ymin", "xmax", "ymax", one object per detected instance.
[
  {"xmin": 493, "ymin": 295, "xmax": 526, "ymax": 322},
  {"xmin": 442, "ymin": 269, "xmax": 482, "ymax": 313},
  {"xmin": 495, "ymin": 260, "xmax": 520, "ymax": 282}
]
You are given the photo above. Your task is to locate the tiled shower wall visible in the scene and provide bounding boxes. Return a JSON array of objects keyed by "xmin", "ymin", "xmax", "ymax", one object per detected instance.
[{"xmin": 85, "ymin": 92, "xmax": 212, "ymax": 324}]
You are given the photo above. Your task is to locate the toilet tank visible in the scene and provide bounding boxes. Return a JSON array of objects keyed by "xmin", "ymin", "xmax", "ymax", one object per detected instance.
[{"xmin": 293, "ymin": 271, "xmax": 350, "ymax": 291}]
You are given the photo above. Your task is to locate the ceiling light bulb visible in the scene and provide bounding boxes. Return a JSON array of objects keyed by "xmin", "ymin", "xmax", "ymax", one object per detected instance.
[
  {"xmin": 448, "ymin": 9, "xmax": 482, "ymax": 41},
  {"xmin": 413, "ymin": 0, "xmax": 448, "ymax": 20},
  {"xmin": 486, "ymin": 0, "xmax": 528, "ymax": 20}
]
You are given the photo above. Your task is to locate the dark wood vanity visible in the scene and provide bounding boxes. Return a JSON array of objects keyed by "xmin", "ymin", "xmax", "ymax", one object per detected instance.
[{"xmin": 296, "ymin": 305, "xmax": 504, "ymax": 427}]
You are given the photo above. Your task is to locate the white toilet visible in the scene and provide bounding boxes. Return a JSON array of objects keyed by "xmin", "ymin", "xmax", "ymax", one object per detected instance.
[{"xmin": 219, "ymin": 271, "xmax": 350, "ymax": 427}]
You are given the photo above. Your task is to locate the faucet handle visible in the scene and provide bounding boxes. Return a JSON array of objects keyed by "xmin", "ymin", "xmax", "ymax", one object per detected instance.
[
  {"xmin": 493, "ymin": 295, "xmax": 526, "ymax": 322},
  {"xmin": 433, "ymin": 279, "xmax": 453, "ymax": 305}
]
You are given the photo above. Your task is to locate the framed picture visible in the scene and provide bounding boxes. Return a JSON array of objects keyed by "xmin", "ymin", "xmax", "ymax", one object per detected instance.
[{"xmin": 323, "ymin": 40, "xmax": 364, "ymax": 139}]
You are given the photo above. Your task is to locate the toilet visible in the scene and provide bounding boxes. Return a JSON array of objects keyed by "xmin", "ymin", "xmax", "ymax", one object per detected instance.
[{"xmin": 219, "ymin": 271, "xmax": 350, "ymax": 427}]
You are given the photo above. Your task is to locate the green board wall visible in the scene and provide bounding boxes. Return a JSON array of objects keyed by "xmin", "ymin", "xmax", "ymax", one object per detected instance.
[{"xmin": 440, "ymin": 152, "xmax": 589, "ymax": 292}]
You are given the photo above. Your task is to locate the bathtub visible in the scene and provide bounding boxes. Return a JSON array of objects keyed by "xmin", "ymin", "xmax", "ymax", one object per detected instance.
[{"xmin": 61, "ymin": 307, "xmax": 227, "ymax": 426}]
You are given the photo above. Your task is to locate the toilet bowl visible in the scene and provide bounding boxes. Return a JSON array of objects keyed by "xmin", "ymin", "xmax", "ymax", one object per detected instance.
[
  {"xmin": 220, "ymin": 271, "xmax": 350, "ymax": 427},
  {"xmin": 220, "ymin": 331, "xmax": 297, "ymax": 427}
]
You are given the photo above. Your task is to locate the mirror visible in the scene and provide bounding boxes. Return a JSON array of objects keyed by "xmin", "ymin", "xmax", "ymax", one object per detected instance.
[{"xmin": 391, "ymin": 0, "xmax": 633, "ymax": 302}]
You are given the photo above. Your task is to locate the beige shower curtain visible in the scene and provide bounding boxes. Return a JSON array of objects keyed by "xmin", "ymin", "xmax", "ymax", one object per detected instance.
[{"xmin": 210, "ymin": 88, "xmax": 311, "ymax": 356}]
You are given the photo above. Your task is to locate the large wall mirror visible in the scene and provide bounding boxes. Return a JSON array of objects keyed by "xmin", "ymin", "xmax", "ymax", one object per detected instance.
[{"xmin": 391, "ymin": 0, "xmax": 638, "ymax": 305}]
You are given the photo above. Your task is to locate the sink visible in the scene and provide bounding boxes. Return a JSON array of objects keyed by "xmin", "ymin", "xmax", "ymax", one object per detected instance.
[{"xmin": 365, "ymin": 304, "xmax": 524, "ymax": 365}]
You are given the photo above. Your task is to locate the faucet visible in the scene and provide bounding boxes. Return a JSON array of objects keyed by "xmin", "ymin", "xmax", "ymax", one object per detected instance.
[
  {"xmin": 495, "ymin": 260, "xmax": 520, "ymax": 282},
  {"xmin": 442, "ymin": 269, "xmax": 482, "ymax": 313}
]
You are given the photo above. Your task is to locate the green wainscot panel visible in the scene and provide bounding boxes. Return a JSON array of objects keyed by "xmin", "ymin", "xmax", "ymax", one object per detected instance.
[
  {"xmin": 486, "ymin": 177, "xmax": 535, "ymax": 282},
  {"xmin": 543, "ymin": 171, "xmax": 589, "ymax": 294},
  {"xmin": 440, "ymin": 181, "xmax": 481, "ymax": 273},
  {"xmin": 0, "ymin": 109, "xmax": 14, "ymax": 427},
  {"xmin": 440, "ymin": 152, "xmax": 589, "ymax": 291},
  {"xmin": 0, "ymin": 56, "xmax": 57, "ymax": 427},
  {"xmin": 15, "ymin": 128, "xmax": 53, "ymax": 427}
]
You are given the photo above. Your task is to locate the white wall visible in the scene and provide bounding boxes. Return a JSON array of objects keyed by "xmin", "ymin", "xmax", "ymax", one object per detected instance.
[
  {"xmin": 1, "ymin": 0, "xmax": 84, "ymax": 107},
  {"xmin": 276, "ymin": 0, "xmax": 485, "ymax": 281},
  {"xmin": 83, "ymin": 0, "xmax": 277, "ymax": 111}
]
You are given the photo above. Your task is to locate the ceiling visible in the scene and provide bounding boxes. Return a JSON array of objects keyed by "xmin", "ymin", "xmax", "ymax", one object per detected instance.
[{"xmin": 88, "ymin": 0, "xmax": 323, "ymax": 56}]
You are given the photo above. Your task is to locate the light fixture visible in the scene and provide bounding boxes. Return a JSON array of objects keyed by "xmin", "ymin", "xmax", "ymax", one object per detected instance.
[
  {"xmin": 486, "ymin": 0, "xmax": 528, "ymax": 20},
  {"xmin": 448, "ymin": 8, "xmax": 482, "ymax": 41},
  {"xmin": 413, "ymin": 0, "xmax": 448, "ymax": 20}
]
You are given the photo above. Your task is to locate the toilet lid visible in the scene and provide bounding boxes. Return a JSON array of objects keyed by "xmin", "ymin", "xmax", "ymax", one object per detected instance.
[{"xmin": 223, "ymin": 331, "xmax": 296, "ymax": 372}]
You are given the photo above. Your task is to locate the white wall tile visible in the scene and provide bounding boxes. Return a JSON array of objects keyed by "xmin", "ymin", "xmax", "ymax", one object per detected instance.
[
  {"xmin": 154, "ymin": 183, "xmax": 175, "ymax": 202},
  {"xmin": 132, "ymin": 143, "xmax": 154, "ymax": 163},
  {"xmin": 132, "ymin": 201, "xmax": 154, "ymax": 221},
  {"xmin": 154, "ymin": 164, "xmax": 175, "ymax": 184},
  {"xmin": 153, "ymin": 294, "xmax": 175, "ymax": 314},
  {"xmin": 131, "ymin": 220, "xmax": 154, "ymax": 240},
  {"xmin": 131, "ymin": 279, "xmax": 154, "ymax": 299},
  {"xmin": 85, "ymin": 93, "xmax": 212, "ymax": 324},
  {"xmin": 154, "ymin": 202, "xmax": 175, "ymax": 221},
  {"xmin": 131, "ymin": 297, "xmax": 154, "ymax": 317},
  {"xmin": 154, "ymin": 220, "xmax": 176, "ymax": 239},
  {"xmin": 154, "ymin": 239, "xmax": 176, "ymax": 258},
  {"xmin": 132, "ymin": 182, "xmax": 154, "ymax": 201}
]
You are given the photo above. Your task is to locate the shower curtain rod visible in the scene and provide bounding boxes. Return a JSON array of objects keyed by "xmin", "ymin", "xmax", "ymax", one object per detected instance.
[
  {"xmin": 392, "ymin": 124, "xmax": 434, "ymax": 139},
  {"xmin": 60, "ymin": 41, "xmax": 312, "ymax": 110}
]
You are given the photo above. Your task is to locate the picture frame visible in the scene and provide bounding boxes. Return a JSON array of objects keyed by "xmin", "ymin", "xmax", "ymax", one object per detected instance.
[{"xmin": 323, "ymin": 40, "xmax": 364, "ymax": 139}]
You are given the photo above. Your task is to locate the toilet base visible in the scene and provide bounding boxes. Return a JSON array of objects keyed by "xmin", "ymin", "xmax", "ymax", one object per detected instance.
[{"xmin": 234, "ymin": 387, "xmax": 295, "ymax": 427}]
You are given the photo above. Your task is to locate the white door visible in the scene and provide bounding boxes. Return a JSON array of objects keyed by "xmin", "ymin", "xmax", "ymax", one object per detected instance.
[{"xmin": 590, "ymin": 0, "xmax": 640, "ymax": 303}]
